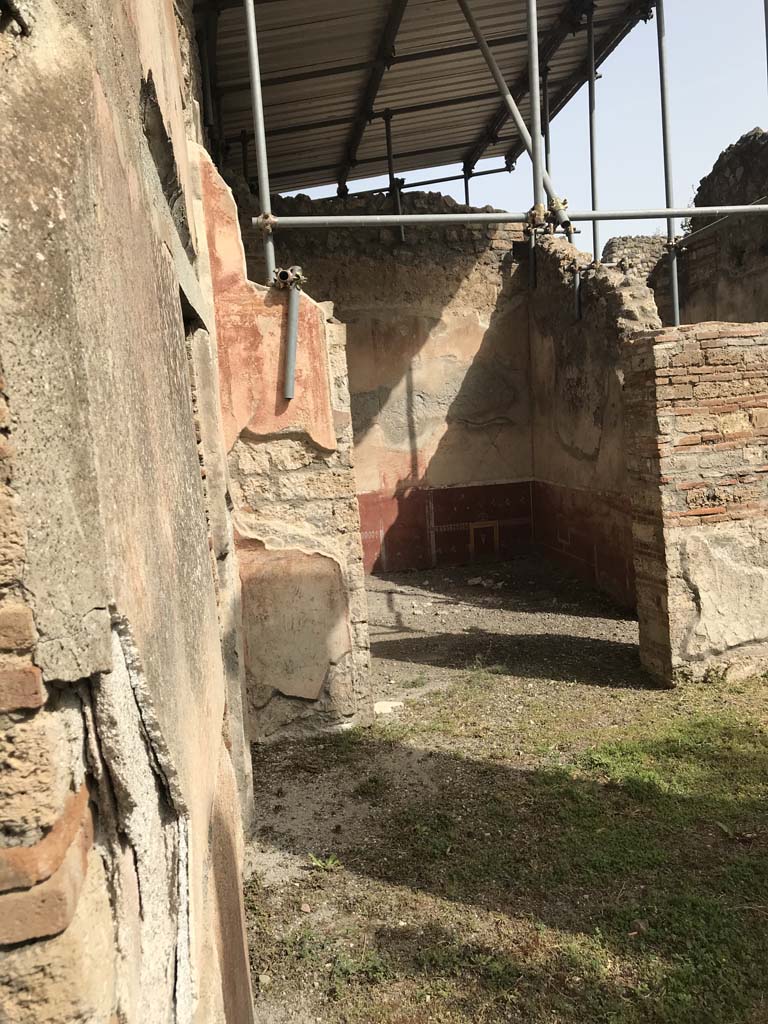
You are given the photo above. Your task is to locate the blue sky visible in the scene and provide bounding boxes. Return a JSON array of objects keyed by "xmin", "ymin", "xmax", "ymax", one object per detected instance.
[{"xmin": 290, "ymin": 0, "xmax": 767, "ymax": 256}]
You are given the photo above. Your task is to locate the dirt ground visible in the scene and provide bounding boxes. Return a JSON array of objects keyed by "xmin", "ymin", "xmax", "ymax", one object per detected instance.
[{"xmin": 244, "ymin": 558, "xmax": 768, "ymax": 1024}]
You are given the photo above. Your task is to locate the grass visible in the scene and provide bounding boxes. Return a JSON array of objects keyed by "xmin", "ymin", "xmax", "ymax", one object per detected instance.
[{"xmin": 246, "ymin": 667, "xmax": 768, "ymax": 1023}]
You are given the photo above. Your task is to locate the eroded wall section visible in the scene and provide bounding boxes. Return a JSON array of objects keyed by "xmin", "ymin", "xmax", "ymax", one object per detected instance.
[
  {"xmin": 202, "ymin": 160, "xmax": 371, "ymax": 741},
  {"xmin": 624, "ymin": 323, "xmax": 768, "ymax": 683},
  {"xmin": 529, "ymin": 239, "xmax": 661, "ymax": 606},
  {"xmin": 0, "ymin": 3, "xmax": 252, "ymax": 1021},
  {"xmin": 241, "ymin": 191, "xmax": 533, "ymax": 572}
]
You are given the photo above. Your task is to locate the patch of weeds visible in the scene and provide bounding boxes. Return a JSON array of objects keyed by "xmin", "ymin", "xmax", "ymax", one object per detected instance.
[
  {"xmin": 328, "ymin": 948, "xmax": 393, "ymax": 998},
  {"xmin": 308, "ymin": 852, "xmax": 342, "ymax": 872}
]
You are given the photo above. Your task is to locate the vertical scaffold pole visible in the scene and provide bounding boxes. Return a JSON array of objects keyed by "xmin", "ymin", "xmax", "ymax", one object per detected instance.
[
  {"xmin": 384, "ymin": 111, "xmax": 406, "ymax": 242},
  {"xmin": 587, "ymin": 4, "xmax": 600, "ymax": 260},
  {"xmin": 656, "ymin": 0, "xmax": 680, "ymax": 325},
  {"xmin": 243, "ymin": 0, "xmax": 276, "ymax": 282},
  {"xmin": 542, "ymin": 66, "xmax": 552, "ymax": 175},
  {"xmin": 526, "ymin": 0, "xmax": 545, "ymax": 222}
]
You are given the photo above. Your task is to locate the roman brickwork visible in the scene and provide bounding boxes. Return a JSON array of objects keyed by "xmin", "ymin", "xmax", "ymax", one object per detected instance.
[{"xmin": 624, "ymin": 323, "xmax": 768, "ymax": 682}]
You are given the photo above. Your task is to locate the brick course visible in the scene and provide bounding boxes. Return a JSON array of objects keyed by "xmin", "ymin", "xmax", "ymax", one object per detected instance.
[{"xmin": 624, "ymin": 322, "xmax": 768, "ymax": 682}]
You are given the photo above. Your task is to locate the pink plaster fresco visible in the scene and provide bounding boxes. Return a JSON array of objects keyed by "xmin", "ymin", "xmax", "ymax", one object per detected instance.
[{"xmin": 200, "ymin": 155, "xmax": 336, "ymax": 454}]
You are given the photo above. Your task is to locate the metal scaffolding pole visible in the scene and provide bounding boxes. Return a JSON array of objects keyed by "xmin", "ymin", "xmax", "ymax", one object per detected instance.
[
  {"xmin": 456, "ymin": 0, "xmax": 569, "ymax": 227},
  {"xmin": 384, "ymin": 111, "xmax": 406, "ymax": 242},
  {"xmin": 464, "ymin": 171, "xmax": 471, "ymax": 206},
  {"xmin": 542, "ymin": 66, "xmax": 551, "ymax": 175},
  {"xmin": 526, "ymin": 0, "xmax": 545, "ymax": 221},
  {"xmin": 258, "ymin": 205, "xmax": 768, "ymax": 231},
  {"xmin": 587, "ymin": 5, "xmax": 600, "ymax": 259},
  {"xmin": 655, "ymin": 0, "xmax": 680, "ymax": 324},
  {"xmin": 243, "ymin": 0, "xmax": 275, "ymax": 282}
]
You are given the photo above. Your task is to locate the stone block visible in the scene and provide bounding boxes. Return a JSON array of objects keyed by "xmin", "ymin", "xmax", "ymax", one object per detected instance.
[
  {"xmin": 0, "ymin": 598, "xmax": 36, "ymax": 652},
  {"xmin": 0, "ymin": 658, "xmax": 46, "ymax": 712}
]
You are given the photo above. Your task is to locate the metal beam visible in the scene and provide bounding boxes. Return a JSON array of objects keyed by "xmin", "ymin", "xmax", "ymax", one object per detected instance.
[
  {"xmin": 243, "ymin": 0, "xmax": 275, "ymax": 280},
  {"xmin": 655, "ymin": 0, "xmax": 680, "ymax": 325},
  {"xmin": 216, "ymin": 25, "xmax": 613, "ymax": 98},
  {"xmin": 504, "ymin": 0, "xmax": 649, "ymax": 167},
  {"xmin": 587, "ymin": 4, "xmax": 600, "ymax": 258},
  {"xmin": 457, "ymin": 0, "xmax": 569, "ymax": 226},
  {"xmin": 461, "ymin": 0, "xmax": 588, "ymax": 174},
  {"xmin": 257, "ymin": 205, "xmax": 768, "ymax": 233},
  {"xmin": 526, "ymin": 0, "xmax": 545, "ymax": 220},
  {"xmin": 337, "ymin": 0, "xmax": 410, "ymax": 192}
]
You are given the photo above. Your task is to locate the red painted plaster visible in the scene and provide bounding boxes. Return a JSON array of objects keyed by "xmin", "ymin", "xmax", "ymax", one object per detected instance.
[{"xmin": 200, "ymin": 156, "xmax": 336, "ymax": 453}]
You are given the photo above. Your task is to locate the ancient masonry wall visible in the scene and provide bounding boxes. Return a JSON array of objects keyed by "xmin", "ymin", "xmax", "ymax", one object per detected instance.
[
  {"xmin": 240, "ymin": 188, "xmax": 534, "ymax": 572},
  {"xmin": 602, "ymin": 235, "xmax": 669, "ymax": 278},
  {"xmin": 529, "ymin": 239, "xmax": 661, "ymax": 606},
  {"xmin": 608, "ymin": 130, "xmax": 768, "ymax": 326},
  {"xmin": 624, "ymin": 323, "xmax": 768, "ymax": 683},
  {"xmin": 0, "ymin": 2, "xmax": 253, "ymax": 1022},
  {"xmin": 202, "ymin": 161, "xmax": 372, "ymax": 741}
]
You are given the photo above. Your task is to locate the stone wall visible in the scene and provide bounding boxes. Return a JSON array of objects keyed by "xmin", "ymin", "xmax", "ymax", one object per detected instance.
[
  {"xmin": 0, "ymin": 2, "xmax": 253, "ymax": 1021},
  {"xmin": 202, "ymin": 162, "xmax": 371, "ymax": 740},
  {"xmin": 602, "ymin": 235, "xmax": 669, "ymax": 278},
  {"xmin": 624, "ymin": 323, "xmax": 768, "ymax": 683},
  {"xmin": 639, "ymin": 129, "xmax": 768, "ymax": 326},
  {"xmin": 240, "ymin": 189, "xmax": 534, "ymax": 572},
  {"xmin": 529, "ymin": 239, "xmax": 661, "ymax": 606}
]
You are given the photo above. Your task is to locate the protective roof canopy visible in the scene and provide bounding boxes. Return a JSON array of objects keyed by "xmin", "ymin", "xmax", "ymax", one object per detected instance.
[{"xmin": 198, "ymin": 0, "xmax": 649, "ymax": 194}]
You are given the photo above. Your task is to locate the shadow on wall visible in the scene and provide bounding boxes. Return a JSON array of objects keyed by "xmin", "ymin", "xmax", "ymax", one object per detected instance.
[
  {"xmin": 352, "ymin": 244, "xmax": 534, "ymax": 573},
  {"xmin": 235, "ymin": 187, "xmax": 536, "ymax": 576}
]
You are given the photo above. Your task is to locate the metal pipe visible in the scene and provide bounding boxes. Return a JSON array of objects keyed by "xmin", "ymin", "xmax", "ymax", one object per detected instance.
[
  {"xmin": 573, "ymin": 265, "xmax": 582, "ymax": 320},
  {"xmin": 464, "ymin": 172, "xmax": 471, "ymax": 206},
  {"xmin": 243, "ymin": 0, "xmax": 276, "ymax": 282},
  {"xmin": 384, "ymin": 111, "xmax": 406, "ymax": 242},
  {"xmin": 456, "ymin": 0, "xmax": 569, "ymax": 227},
  {"xmin": 587, "ymin": 5, "xmax": 600, "ymax": 260},
  {"xmin": 526, "ymin": 0, "xmax": 545, "ymax": 222},
  {"xmin": 675, "ymin": 195, "xmax": 768, "ymax": 248},
  {"xmin": 260, "ymin": 206, "xmax": 768, "ymax": 231},
  {"xmin": 542, "ymin": 66, "xmax": 551, "ymax": 174},
  {"xmin": 655, "ymin": 0, "xmax": 680, "ymax": 325},
  {"xmin": 274, "ymin": 267, "xmax": 305, "ymax": 400}
]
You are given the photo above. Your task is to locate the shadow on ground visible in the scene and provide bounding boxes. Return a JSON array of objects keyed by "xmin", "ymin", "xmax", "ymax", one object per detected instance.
[
  {"xmin": 248, "ymin": 714, "xmax": 768, "ymax": 1023},
  {"xmin": 371, "ymin": 628, "xmax": 654, "ymax": 688}
]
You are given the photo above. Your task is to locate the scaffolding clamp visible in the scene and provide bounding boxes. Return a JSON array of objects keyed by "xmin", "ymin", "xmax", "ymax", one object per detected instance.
[
  {"xmin": 528, "ymin": 203, "xmax": 547, "ymax": 228},
  {"xmin": 256, "ymin": 211, "xmax": 278, "ymax": 234}
]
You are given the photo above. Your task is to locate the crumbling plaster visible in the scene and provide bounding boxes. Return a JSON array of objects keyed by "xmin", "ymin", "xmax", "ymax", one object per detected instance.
[
  {"xmin": 202, "ymin": 158, "xmax": 372, "ymax": 741},
  {"xmin": 0, "ymin": 1, "xmax": 253, "ymax": 1021}
]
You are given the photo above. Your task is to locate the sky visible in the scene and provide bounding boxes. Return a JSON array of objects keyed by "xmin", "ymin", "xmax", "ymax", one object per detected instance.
[{"xmin": 288, "ymin": 0, "xmax": 767, "ymax": 257}]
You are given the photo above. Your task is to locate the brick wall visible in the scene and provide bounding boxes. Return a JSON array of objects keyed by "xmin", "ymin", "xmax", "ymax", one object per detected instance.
[{"xmin": 624, "ymin": 323, "xmax": 768, "ymax": 683}]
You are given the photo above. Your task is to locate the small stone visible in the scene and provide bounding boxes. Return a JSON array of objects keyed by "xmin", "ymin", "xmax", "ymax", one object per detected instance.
[
  {"xmin": 374, "ymin": 700, "xmax": 404, "ymax": 716},
  {"xmin": 258, "ymin": 974, "xmax": 272, "ymax": 989},
  {"xmin": 300, "ymin": 902, "xmax": 311, "ymax": 914}
]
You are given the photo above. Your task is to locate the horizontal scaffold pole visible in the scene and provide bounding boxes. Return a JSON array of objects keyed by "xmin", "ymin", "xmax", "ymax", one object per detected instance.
[{"xmin": 255, "ymin": 205, "xmax": 768, "ymax": 231}]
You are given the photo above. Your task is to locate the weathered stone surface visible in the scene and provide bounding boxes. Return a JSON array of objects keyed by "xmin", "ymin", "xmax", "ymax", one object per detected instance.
[
  {"xmin": 238, "ymin": 543, "xmax": 352, "ymax": 701},
  {"xmin": 624, "ymin": 324, "xmax": 768, "ymax": 682},
  {"xmin": 203, "ymin": 157, "xmax": 371, "ymax": 741}
]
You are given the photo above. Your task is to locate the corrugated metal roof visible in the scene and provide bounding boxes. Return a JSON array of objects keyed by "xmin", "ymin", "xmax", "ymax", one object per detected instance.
[{"xmin": 196, "ymin": 0, "xmax": 649, "ymax": 195}]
